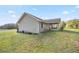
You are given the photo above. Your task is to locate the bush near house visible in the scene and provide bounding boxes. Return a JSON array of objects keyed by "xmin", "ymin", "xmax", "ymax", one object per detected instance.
[{"xmin": 58, "ymin": 21, "xmax": 66, "ymax": 30}]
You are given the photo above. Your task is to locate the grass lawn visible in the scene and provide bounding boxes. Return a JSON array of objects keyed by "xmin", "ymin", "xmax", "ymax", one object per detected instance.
[
  {"xmin": 64, "ymin": 28, "xmax": 79, "ymax": 32},
  {"xmin": 0, "ymin": 29, "xmax": 79, "ymax": 53}
]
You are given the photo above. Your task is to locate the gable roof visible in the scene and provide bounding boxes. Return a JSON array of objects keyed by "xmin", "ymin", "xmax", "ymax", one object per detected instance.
[
  {"xmin": 17, "ymin": 12, "xmax": 61, "ymax": 24},
  {"xmin": 42, "ymin": 18, "xmax": 61, "ymax": 23},
  {"xmin": 17, "ymin": 12, "xmax": 42, "ymax": 23}
]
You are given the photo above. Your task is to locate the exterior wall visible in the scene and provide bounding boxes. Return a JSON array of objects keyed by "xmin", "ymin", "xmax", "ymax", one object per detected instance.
[
  {"xmin": 39, "ymin": 22, "xmax": 49, "ymax": 32},
  {"xmin": 18, "ymin": 15, "xmax": 40, "ymax": 33},
  {"xmin": 39, "ymin": 23, "xmax": 60, "ymax": 32}
]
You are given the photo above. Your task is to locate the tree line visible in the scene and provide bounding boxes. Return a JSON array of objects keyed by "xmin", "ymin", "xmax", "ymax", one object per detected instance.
[
  {"xmin": 58, "ymin": 19, "xmax": 79, "ymax": 30},
  {"xmin": 0, "ymin": 23, "xmax": 17, "ymax": 29},
  {"xmin": 0, "ymin": 19, "xmax": 79, "ymax": 30}
]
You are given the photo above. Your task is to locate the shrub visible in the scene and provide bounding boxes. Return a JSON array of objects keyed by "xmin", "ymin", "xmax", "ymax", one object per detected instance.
[{"xmin": 58, "ymin": 21, "xmax": 66, "ymax": 30}]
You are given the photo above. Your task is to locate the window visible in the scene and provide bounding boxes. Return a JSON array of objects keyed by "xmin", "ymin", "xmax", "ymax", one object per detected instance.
[
  {"xmin": 52, "ymin": 24, "xmax": 58, "ymax": 29},
  {"xmin": 41, "ymin": 22, "xmax": 43, "ymax": 28}
]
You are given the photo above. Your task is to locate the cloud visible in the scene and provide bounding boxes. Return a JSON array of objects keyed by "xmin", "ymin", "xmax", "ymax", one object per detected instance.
[
  {"xmin": 44, "ymin": 17, "xmax": 49, "ymax": 19},
  {"xmin": 8, "ymin": 10, "xmax": 15, "ymax": 14},
  {"xmin": 71, "ymin": 10, "xmax": 75, "ymax": 12},
  {"xmin": 32, "ymin": 8, "xmax": 37, "ymax": 11},
  {"xmin": 75, "ymin": 5, "xmax": 79, "ymax": 8},
  {"xmin": 62, "ymin": 11, "xmax": 69, "ymax": 15},
  {"xmin": 8, "ymin": 10, "xmax": 16, "ymax": 18},
  {"xmin": 11, "ymin": 14, "xmax": 17, "ymax": 18}
]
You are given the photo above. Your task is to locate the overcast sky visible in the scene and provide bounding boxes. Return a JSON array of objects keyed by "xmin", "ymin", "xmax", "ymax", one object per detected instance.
[{"xmin": 0, "ymin": 5, "xmax": 79, "ymax": 25}]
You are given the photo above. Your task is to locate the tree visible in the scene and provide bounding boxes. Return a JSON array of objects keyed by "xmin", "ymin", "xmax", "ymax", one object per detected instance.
[
  {"xmin": 66, "ymin": 19, "xmax": 79, "ymax": 29},
  {"xmin": 58, "ymin": 21, "xmax": 66, "ymax": 30},
  {"xmin": 0, "ymin": 23, "xmax": 17, "ymax": 29}
]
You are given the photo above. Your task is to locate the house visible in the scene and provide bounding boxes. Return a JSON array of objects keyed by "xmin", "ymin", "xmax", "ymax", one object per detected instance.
[{"xmin": 17, "ymin": 12, "xmax": 61, "ymax": 34}]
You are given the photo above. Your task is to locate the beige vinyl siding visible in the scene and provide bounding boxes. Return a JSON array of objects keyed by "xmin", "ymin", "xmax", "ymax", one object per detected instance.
[
  {"xmin": 39, "ymin": 22, "xmax": 49, "ymax": 32},
  {"xmin": 18, "ymin": 15, "xmax": 40, "ymax": 33}
]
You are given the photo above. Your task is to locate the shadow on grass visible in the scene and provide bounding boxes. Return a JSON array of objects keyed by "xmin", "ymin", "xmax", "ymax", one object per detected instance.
[
  {"xmin": 41, "ymin": 30, "xmax": 79, "ymax": 35},
  {"xmin": 18, "ymin": 29, "xmax": 79, "ymax": 35}
]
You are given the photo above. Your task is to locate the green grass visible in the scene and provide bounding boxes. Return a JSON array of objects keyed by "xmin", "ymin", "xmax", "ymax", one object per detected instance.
[
  {"xmin": 0, "ymin": 29, "xmax": 79, "ymax": 53},
  {"xmin": 64, "ymin": 28, "xmax": 79, "ymax": 32}
]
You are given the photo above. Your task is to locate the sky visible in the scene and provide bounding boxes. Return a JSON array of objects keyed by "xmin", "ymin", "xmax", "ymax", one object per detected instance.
[{"xmin": 0, "ymin": 5, "xmax": 79, "ymax": 25}]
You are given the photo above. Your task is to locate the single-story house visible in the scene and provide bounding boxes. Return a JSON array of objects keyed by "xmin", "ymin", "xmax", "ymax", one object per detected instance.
[{"xmin": 17, "ymin": 12, "xmax": 61, "ymax": 34}]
